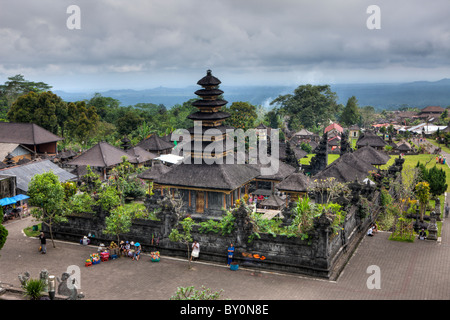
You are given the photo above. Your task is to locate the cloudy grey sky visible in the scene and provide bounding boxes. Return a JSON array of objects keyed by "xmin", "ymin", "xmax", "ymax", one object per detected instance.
[{"xmin": 1, "ymin": 0, "xmax": 450, "ymax": 91}]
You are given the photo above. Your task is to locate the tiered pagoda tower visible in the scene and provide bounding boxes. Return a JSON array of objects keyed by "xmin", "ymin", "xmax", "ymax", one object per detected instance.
[
  {"xmin": 185, "ymin": 69, "xmax": 234, "ymax": 162},
  {"xmin": 153, "ymin": 70, "xmax": 260, "ymax": 218}
]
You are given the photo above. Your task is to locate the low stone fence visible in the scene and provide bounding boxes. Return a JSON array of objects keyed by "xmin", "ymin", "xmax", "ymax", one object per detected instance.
[{"xmin": 47, "ymin": 189, "xmax": 380, "ymax": 280}]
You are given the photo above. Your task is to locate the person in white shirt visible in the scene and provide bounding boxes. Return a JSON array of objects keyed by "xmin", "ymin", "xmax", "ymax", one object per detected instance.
[{"xmin": 190, "ymin": 240, "xmax": 200, "ymax": 261}]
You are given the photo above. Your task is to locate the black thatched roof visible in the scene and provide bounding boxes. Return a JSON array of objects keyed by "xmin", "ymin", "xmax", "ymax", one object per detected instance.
[
  {"xmin": 191, "ymin": 99, "xmax": 228, "ymax": 109},
  {"xmin": 241, "ymin": 153, "xmax": 296, "ymax": 182},
  {"xmin": 137, "ymin": 134, "xmax": 174, "ymax": 152},
  {"xmin": 313, "ymin": 152, "xmax": 376, "ymax": 183},
  {"xmin": 256, "ymin": 160, "xmax": 296, "ymax": 182},
  {"xmin": 187, "ymin": 111, "xmax": 230, "ymax": 121},
  {"xmin": 293, "ymin": 128, "xmax": 315, "ymax": 136},
  {"xmin": 67, "ymin": 141, "xmax": 136, "ymax": 168},
  {"xmin": 57, "ymin": 149, "xmax": 77, "ymax": 159},
  {"xmin": 154, "ymin": 161, "xmax": 261, "ymax": 191},
  {"xmin": 197, "ymin": 69, "xmax": 221, "ymax": 86},
  {"xmin": 294, "ymin": 148, "xmax": 308, "ymax": 160},
  {"xmin": 137, "ymin": 162, "xmax": 172, "ymax": 181},
  {"xmin": 259, "ymin": 194, "xmax": 285, "ymax": 208},
  {"xmin": 352, "ymin": 145, "xmax": 390, "ymax": 166},
  {"xmin": 276, "ymin": 172, "xmax": 311, "ymax": 193},
  {"xmin": 356, "ymin": 132, "xmax": 387, "ymax": 148},
  {"xmin": 396, "ymin": 141, "xmax": 411, "ymax": 152},
  {"xmin": 0, "ymin": 122, "xmax": 64, "ymax": 145},
  {"xmin": 126, "ymin": 146, "xmax": 158, "ymax": 164}
]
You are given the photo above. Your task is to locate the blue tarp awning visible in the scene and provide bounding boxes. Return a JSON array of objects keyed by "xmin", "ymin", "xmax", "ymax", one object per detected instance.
[
  {"xmin": 12, "ymin": 194, "xmax": 29, "ymax": 201},
  {"xmin": 0, "ymin": 197, "xmax": 17, "ymax": 206},
  {"xmin": 0, "ymin": 194, "xmax": 29, "ymax": 206}
]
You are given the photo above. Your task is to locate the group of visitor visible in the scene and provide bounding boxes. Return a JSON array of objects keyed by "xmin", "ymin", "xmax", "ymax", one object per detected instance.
[
  {"xmin": 119, "ymin": 240, "xmax": 142, "ymax": 261},
  {"xmin": 436, "ymin": 155, "xmax": 446, "ymax": 165}
]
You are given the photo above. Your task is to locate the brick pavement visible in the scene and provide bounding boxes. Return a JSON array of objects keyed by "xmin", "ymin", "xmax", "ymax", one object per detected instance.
[{"xmin": 1, "ymin": 210, "xmax": 450, "ymax": 301}]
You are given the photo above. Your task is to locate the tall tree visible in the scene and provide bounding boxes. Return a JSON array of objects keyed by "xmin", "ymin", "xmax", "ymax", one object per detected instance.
[
  {"xmin": 28, "ymin": 171, "xmax": 68, "ymax": 248},
  {"xmin": 340, "ymin": 96, "xmax": 361, "ymax": 126},
  {"xmin": 359, "ymin": 105, "xmax": 376, "ymax": 129},
  {"xmin": 66, "ymin": 101, "xmax": 99, "ymax": 143},
  {"xmin": 7, "ymin": 91, "xmax": 68, "ymax": 136},
  {"xmin": 85, "ymin": 93, "xmax": 120, "ymax": 122},
  {"xmin": 0, "ymin": 74, "xmax": 52, "ymax": 118},
  {"xmin": 264, "ymin": 109, "xmax": 282, "ymax": 129},
  {"xmin": 223, "ymin": 101, "xmax": 258, "ymax": 131},
  {"xmin": 270, "ymin": 84, "xmax": 339, "ymax": 131},
  {"xmin": 104, "ymin": 206, "xmax": 133, "ymax": 245},
  {"xmin": 169, "ymin": 217, "xmax": 196, "ymax": 269}
]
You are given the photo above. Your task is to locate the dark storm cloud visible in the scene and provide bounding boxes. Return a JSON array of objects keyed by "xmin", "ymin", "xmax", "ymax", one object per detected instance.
[{"xmin": 1, "ymin": 0, "xmax": 450, "ymax": 88}]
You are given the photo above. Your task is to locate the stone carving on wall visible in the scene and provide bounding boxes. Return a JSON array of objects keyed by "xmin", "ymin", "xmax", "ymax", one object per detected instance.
[{"xmin": 232, "ymin": 202, "xmax": 254, "ymax": 248}]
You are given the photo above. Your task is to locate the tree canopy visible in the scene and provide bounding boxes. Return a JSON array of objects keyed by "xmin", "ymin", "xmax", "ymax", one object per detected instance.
[
  {"xmin": 0, "ymin": 74, "xmax": 52, "ymax": 119},
  {"xmin": 270, "ymin": 84, "xmax": 339, "ymax": 131},
  {"xmin": 340, "ymin": 96, "xmax": 361, "ymax": 126}
]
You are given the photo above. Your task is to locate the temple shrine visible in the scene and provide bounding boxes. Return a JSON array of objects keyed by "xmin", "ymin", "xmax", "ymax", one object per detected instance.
[{"xmin": 152, "ymin": 70, "xmax": 261, "ymax": 218}]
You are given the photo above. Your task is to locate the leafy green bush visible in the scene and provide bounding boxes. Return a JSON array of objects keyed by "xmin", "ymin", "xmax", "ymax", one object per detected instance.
[
  {"xmin": 22, "ymin": 278, "xmax": 46, "ymax": 300},
  {"xmin": 170, "ymin": 286, "xmax": 224, "ymax": 300},
  {"xmin": 0, "ymin": 224, "xmax": 8, "ymax": 252}
]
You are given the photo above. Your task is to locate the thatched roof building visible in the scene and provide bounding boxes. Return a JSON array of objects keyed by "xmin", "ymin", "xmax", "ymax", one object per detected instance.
[
  {"xmin": 67, "ymin": 141, "xmax": 137, "ymax": 179},
  {"xmin": 313, "ymin": 152, "xmax": 377, "ymax": 183},
  {"xmin": 125, "ymin": 146, "xmax": 157, "ymax": 165},
  {"xmin": 0, "ymin": 122, "xmax": 63, "ymax": 155},
  {"xmin": 352, "ymin": 145, "xmax": 390, "ymax": 166},
  {"xmin": 276, "ymin": 172, "xmax": 311, "ymax": 202},
  {"xmin": 259, "ymin": 193, "xmax": 285, "ymax": 210},
  {"xmin": 138, "ymin": 162, "xmax": 172, "ymax": 182},
  {"xmin": 153, "ymin": 70, "xmax": 262, "ymax": 215},
  {"xmin": 137, "ymin": 134, "xmax": 174, "ymax": 155},
  {"xmin": 356, "ymin": 131, "xmax": 388, "ymax": 150}
]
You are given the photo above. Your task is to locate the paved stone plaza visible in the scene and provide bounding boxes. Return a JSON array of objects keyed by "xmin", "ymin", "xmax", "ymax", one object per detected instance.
[{"xmin": 1, "ymin": 210, "xmax": 450, "ymax": 301}]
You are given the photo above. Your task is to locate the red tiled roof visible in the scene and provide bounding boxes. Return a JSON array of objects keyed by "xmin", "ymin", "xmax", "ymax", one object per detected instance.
[{"xmin": 324, "ymin": 123, "xmax": 343, "ymax": 134}]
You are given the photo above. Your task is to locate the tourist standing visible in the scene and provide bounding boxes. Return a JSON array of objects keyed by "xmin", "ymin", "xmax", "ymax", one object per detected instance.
[
  {"xmin": 191, "ymin": 240, "xmax": 200, "ymax": 261},
  {"xmin": 227, "ymin": 243, "xmax": 235, "ymax": 266},
  {"xmin": 39, "ymin": 232, "xmax": 47, "ymax": 254}
]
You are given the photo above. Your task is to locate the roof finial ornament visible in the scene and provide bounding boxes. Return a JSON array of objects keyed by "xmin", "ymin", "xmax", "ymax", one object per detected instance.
[{"xmin": 207, "ymin": 69, "xmax": 212, "ymax": 76}]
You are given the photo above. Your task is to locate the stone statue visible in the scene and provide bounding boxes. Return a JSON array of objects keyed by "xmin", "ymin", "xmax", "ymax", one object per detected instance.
[
  {"xmin": 340, "ymin": 130, "xmax": 352, "ymax": 156},
  {"xmin": 233, "ymin": 202, "xmax": 254, "ymax": 247},
  {"xmin": 18, "ymin": 271, "xmax": 30, "ymax": 287},
  {"xmin": 39, "ymin": 269, "xmax": 49, "ymax": 293},
  {"xmin": 57, "ymin": 272, "xmax": 84, "ymax": 300},
  {"xmin": 157, "ymin": 191, "xmax": 184, "ymax": 237},
  {"xmin": 427, "ymin": 211, "xmax": 438, "ymax": 241}
]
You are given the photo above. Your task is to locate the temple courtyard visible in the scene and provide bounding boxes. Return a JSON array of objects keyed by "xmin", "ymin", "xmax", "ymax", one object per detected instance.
[{"xmin": 1, "ymin": 212, "xmax": 450, "ymax": 301}]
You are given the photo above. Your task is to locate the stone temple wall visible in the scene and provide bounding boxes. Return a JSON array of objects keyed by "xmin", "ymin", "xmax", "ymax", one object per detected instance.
[{"xmin": 47, "ymin": 186, "xmax": 381, "ymax": 280}]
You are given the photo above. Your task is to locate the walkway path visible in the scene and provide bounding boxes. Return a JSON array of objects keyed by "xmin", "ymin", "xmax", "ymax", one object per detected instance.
[{"xmin": 1, "ymin": 212, "xmax": 450, "ymax": 301}]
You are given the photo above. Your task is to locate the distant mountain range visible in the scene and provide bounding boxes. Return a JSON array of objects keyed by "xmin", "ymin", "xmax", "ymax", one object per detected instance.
[{"xmin": 54, "ymin": 78, "xmax": 450, "ymax": 111}]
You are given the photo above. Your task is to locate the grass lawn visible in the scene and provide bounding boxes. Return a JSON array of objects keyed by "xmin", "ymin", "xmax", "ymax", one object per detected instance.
[
  {"xmin": 380, "ymin": 151, "xmax": 449, "ymax": 238},
  {"xmin": 427, "ymin": 138, "xmax": 450, "ymax": 155},
  {"xmin": 382, "ymin": 153, "xmax": 450, "ymax": 194},
  {"xmin": 300, "ymin": 154, "xmax": 340, "ymax": 166}
]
